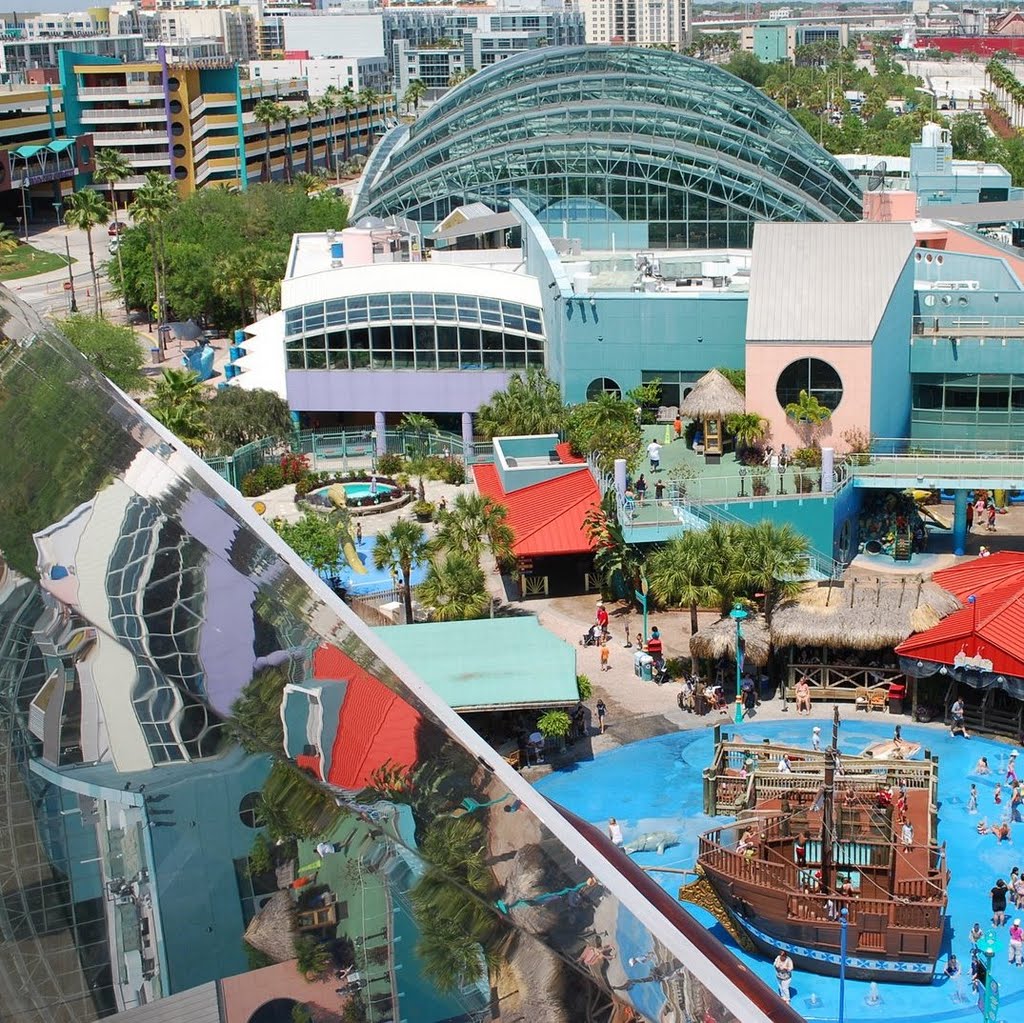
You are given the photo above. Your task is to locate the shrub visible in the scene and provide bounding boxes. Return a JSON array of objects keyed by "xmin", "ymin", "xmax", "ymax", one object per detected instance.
[
  {"xmin": 295, "ymin": 470, "xmax": 329, "ymax": 496},
  {"xmin": 396, "ymin": 472, "xmax": 410, "ymax": 489},
  {"xmin": 241, "ymin": 463, "xmax": 284, "ymax": 496},
  {"xmin": 412, "ymin": 500, "xmax": 435, "ymax": 520},
  {"xmin": 245, "ymin": 832, "xmax": 273, "ymax": 877},
  {"xmin": 537, "ymin": 709, "xmax": 572, "ymax": 740},
  {"xmin": 440, "ymin": 459, "xmax": 466, "ymax": 485},
  {"xmin": 791, "ymin": 446, "xmax": 822, "ymax": 469},
  {"xmin": 377, "ymin": 452, "xmax": 405, "ymax": 475},
  {"xmin": 279, "ymin": 452, "xmax": 310, "ymax": 485},
  {"xmin": 576, "ymin": 674, "xmax": 593, "ymax": 700},
  {"xmin": 664, "ymin": 657, "xmax": 688, "ymax": 678}
]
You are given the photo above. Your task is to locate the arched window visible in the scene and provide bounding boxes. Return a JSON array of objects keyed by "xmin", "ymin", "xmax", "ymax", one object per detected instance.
[
  {"xmin": 586, "ymin": 376, "xmax": 621, "ymax": 400},
  {"xmin": 775, "ymin": 358, "xmax": 843, "ymax": 412}
]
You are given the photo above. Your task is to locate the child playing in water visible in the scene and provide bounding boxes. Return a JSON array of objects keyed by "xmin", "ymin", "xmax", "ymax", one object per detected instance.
[
  {"xmin": 969, "ymin": 784, "xmax": 979, "ymax": 815},
  {"xmin": 996, "ymin": 783, "xmax": 1004, "ymax": 806}
]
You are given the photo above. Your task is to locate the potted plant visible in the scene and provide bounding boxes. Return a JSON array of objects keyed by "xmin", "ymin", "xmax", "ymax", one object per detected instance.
[
  {"xmin": 537, "ymin": 709, "xmax": 572, "ymax": 753},
  {"xmin": 412, "ymin": 500, "xmax": 435, "ymax": 522},
  {"xmin": 750, "ymin": 466, "xmax": 770, "ymax": 497}
]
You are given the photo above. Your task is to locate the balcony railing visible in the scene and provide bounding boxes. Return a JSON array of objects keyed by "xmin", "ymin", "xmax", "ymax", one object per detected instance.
[
  {"xmin": 913, "ymin": 314, "xmax": 1024, "ymax": 336},
  {"xmin": 79, "ymin": 108, "xmax": 166, "ymax": 124},
  {"xmin": 79, "ymin": 86, "xmax": 164, "ymax": 99}
]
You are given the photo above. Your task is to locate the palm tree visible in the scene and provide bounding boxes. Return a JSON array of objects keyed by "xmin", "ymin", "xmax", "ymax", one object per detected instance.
[
  {"xmin": 147, "ymin": 367, "xmax": 207, "ymax": 449},
  {"xmin": 725, "ymin": 411, "xmax": 769, "ymax": 456},
  {"xmin": 281, "ymin": 103, "xmax": 295, "ymax": 183},
  {"xmin": 583, "ymin": 497, "xmax": 644, "ymax": 601},
  {"xmin": 94, "ymin": 148, "xmax": 132, "ymax": 313},
  {"xmin": 403, "ymin": 78, "xmax": 427, "ymax": 113},
  {"xmin": 784, "ymin": 389, "xmax": 831, "ymax": 443},
  {"xmin": 418, "ymin": 552, "xmax": 489, "ymax": 621},
  {"xmin": 320, "ymin": 85, "xmax": 340, "ymax": 177},
  {"xmin": 735, "ymin": 521, "xmax": 809, "ymax": 625},
  {"xmin": 253, "ymin": 98, "xmax": 284, "ymax": 182},
  {"xmin": 301, "ymin": 99, "xmax": 320, "ymax": 174},
  {"xmin": 647, "ymin": 531, "xmax": 722, "ymax": 640},
  {"xmin": 357, "ymin": 85, "xmax": 380, "ymax": 153},
  {"xmin": 475, "ymin": 367, "xmax": 566, "ymax": 439},
  {"xmin": 64, "ymin": 188, "xmax": 111, "ymax": 316},
  {"xmin": 372, "ymin": 519, "xmax": 429, "ymax": 624},
  {"xmin": 432, "ymin": 492, "xmax": 515, "ymax": 570},
  {"xmin": 294, "ymin": 936, "xmax": 332, "ymax": 981},
  {"xmin": 130, "ymin": 172, "xmax": 177, "ymax": 345},
  {"xmin": 213, "ymin": 251, "xmax": 255, "ymax": 327},
  {"xmin": 0, "ymin": 226, "xmax": 19, "ymax": 257},
  {"xmin": 339, "ymin": 86, "xmax": 357, "ymax": 161}
]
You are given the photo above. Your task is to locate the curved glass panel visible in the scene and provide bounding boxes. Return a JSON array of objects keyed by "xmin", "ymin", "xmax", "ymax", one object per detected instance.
[
  {"xmin": 357, "ymin": 45, "xmax": 862, "ymax": 243},
  {"xmin": 0, "ymin": 286, "xmax": 800, "ymax": 1023}
]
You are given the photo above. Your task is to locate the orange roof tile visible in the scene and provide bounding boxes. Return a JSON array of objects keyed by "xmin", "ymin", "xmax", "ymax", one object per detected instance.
[
  {"xmin": 473, "ymin": 463, "xmax": 599, "ymax": 558},
  {"xmin": 932, "ymin": 551, "xmax": 1024, "ymax": 602},
  {"xmin": 312, "ymin": 644, "xmax": 422, "ymax": 792}
]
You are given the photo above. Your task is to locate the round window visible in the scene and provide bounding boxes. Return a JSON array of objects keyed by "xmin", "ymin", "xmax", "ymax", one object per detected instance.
[
  {"xmin": 171, "ymin": 121, "xmax": 185, "ymax": 137},
  {"xmin": 169, "ymin": 99, "xmax": 182, "ymax": 114},
  {"xmin": 775, "ymin": 358, "xmax": 843, "ymax": 413},
  {"xmin": 167, "ymin": 77, "xmax": 180, "ymax": 92},
  {"xmin": 586, "ymin": 377, "xmax": 621, "ymax": 400},
  {"xmin": 174, "ymin": 166, "xmax": 188, "ymax": 180},
  {"xmin": 924, "ymin": 294, "xmax": 936, "ymax": 307},
  {"xmin": 172, "ymin": 144, "xmax": 186, "ymax": 159},
  {"xmin": 238, "ymin": 792, "xmax": 261, "ymax": 828}
]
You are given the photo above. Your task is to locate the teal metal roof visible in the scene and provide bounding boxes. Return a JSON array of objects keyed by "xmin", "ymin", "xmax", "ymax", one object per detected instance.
[
  {"xmin": 48, "ymin": 139, "xmax": 75, "ymax": 153},
  {"xmin": 374, "ymin": 617, "xmax": 578, "ymax": 711},
  {"xmin": 11, "ymin": 144, "xmax": 45, "ymax": 158}
]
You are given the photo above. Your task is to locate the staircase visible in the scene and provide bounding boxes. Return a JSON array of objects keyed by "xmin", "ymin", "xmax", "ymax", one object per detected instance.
[{"xmin": 893, "ymin": 527, "xmax": 913, "ymax": 562}]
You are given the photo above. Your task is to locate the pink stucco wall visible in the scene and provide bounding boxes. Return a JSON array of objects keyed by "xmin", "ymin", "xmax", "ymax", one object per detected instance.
[
  {"xmin": 339, "ymin": 227, "xmax": 375, "ymax": 267},
  {"xmin": 916, "ymin": 224, "xmax": 1024, "ymax": 284},
  {"xmin": 744, "ymin": 343, "xmax": 875, "ymax": 453}
]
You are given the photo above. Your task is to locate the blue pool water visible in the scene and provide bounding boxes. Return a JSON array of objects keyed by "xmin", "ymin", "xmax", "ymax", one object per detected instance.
[
  {"xmin": 534, "ymin": 720, "xmax": 1024, "ymax": 1023},
  {"xmin": 333, "ymin": 537, "xmax": 427, "ymax": 597}
]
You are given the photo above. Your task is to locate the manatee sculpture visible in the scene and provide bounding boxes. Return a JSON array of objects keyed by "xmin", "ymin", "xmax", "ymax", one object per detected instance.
[{"xmin": 624, "ymin": 831, "xmax": 678, "ymax": 855}]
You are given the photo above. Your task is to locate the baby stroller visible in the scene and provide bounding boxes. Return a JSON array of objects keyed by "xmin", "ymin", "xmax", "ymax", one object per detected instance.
[
  {"xmin": 580, "ymin": 625, "xmax": 602, "ymax": 647},
  {"xmin": 652, "ymin": 660, "xmax": 672, "ymax": 685}
]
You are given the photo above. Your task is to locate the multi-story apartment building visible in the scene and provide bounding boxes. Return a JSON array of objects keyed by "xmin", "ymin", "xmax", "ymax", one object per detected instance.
[
  {"xmin": 250, "ymin": 55, "xmax": 389, "ymax": 94},
  {"xmin": 0, "ymin": 30, "xmax": 145, "ymax": 82},
  {"xmin": 57, "ymin": 47, "xmax": 385, "ymax": 196},
  {"xmin": 578, "ymin": 0, "xmax": 692, "ymax": 48},
  {"xmin": 143, "ymin": 6, "xmax": 260, "ymax": 61}
]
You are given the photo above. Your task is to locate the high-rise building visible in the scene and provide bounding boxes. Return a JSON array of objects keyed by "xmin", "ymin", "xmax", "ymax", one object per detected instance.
[{"xmin": 578, "ymin": 0, "xmax": 692, "ymax": 48}]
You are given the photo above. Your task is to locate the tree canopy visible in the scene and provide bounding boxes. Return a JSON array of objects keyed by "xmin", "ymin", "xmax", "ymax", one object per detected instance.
[
  {"xmin": 566, "ymin": 392, "xmax": 643, "ymax": 473},
  {"xmin": 273, "ymin": 512, "xmax": 344, "ymax": 573},
  {"xmin": 112, "ymin": 184, "xmax": 349, "ymax": 330},
  {"xmin": 58, "ymin": 314, "xmax": 149, "ymax": 394},
  {"xmin": 475, "ymin": 368, "xmax": 566, "ymax": 439},
  {"xmin": 206, "ymin": 386, "xmax": 293, "ymax": 454}
]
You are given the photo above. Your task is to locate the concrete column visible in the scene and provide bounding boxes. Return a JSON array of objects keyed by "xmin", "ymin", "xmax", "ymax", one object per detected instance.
[
  {"xmin": 821, "ymin": 446, "xmax": 835, "ymax": 495},
  {"xmin": 953, "ymin": 489, "xmax": 969, "ymax": 556},
  {"xmin": 374, "ymin": 411, "xmax": 386, "ymax": 457},
  {"xmin": 614, "ymin": 458, "xmax": 627, "ymax": 498},
  {"xmin": 461, "ymin": 411, "xmax": 474, "ymax": 456}
]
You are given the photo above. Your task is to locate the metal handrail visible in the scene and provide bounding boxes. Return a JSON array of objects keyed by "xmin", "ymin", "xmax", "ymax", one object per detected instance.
[{"xmin": 869, "ymin": 436, "xmax": 1024, "ymax": 457}]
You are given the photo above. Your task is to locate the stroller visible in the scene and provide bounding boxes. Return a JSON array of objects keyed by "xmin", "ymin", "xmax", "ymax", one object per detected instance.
[
  {"xmin": 580, "ymin": 625, "xmax": 603, "ymax": 647},
  {"xmin": 652, "ymin": 660, "xmax": 672, "ymax": 685}
]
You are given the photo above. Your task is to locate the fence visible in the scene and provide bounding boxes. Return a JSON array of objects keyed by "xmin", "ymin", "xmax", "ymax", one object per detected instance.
[{"xmin": 204, "ymin": 428, "xmax": 494, "ymax": 490}]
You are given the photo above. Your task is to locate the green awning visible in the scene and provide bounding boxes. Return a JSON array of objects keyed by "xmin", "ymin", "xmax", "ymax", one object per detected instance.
[
  {"xmin": 374, "ymin": 617, "xmax": 579, "ymax": 712},
  {"xmin": 11, "ymin": 144, "xmax": 44, "ymax": 159},
  {"xmin": 47, "ymin": 139, "xmax": 75, "ymax": 154}
]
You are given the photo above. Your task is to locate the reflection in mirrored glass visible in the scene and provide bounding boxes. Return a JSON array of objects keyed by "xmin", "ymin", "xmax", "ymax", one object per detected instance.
[{"xmin": 0, "ymin": 288, "xmax": 797, "ymax": 1023}]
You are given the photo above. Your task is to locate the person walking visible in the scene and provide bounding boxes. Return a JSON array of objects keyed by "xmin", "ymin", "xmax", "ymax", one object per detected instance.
[
  {"xmin": 635, "ymin": 474, "xmax": 647, "ymax": 502},
  {"xmin": 647, "ymin": 439, "xmax": 661, "ymax": 473},
  {"xmin": 773, "ymin": 951, "xmax": 794, "ymax": 1004},
  {"xmin": 673, "ymin": 414, "xmax": 682, "ymax": 442},
  {"xmin": 811, "ymin": 725, "xmax": 822, "ymax": 752},
  {"xmin": 993, "ymin": 878, "xmax": 1009, "ymax": 927},
  {"xmin": 968, "ymin": 783, "xmax": 979, "ymax": 815},
  {"xmin": 600, "ymin": 642, "xmax": 610, "ymax": 673},
  {"xmin": 901, "ymin": 820, "xmax": 914, "ymax": 853},
  {"xmin": 596, "ymin": 699, "xmax": 607, "ymax": 733},
  {"xmin": 950, "ymin": 697, "xmax": 970, "ymax": 738},
  {"xmin": 1010, "ymin": 918, "xmax": 1024, "ymax": 965},
  {"xmin": 608, "ymin": 817, "xmax": 623, "ymax": 846},
  {"xmin": 974, "ymin": 495, "xmax": 987, "ymax": 530},
  {"xmin": 1008, "ymin": 749, "xmax": 1019, "ymax": 785}
]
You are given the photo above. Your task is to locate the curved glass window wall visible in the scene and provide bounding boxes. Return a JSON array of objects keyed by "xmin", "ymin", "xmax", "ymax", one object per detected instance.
[{"xmin": 285, "ymin": 292, "xmax": 545, "ymax": 371}]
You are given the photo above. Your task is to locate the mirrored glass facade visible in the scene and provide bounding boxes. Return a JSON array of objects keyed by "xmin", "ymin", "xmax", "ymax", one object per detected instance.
[
  {"xmin": 356, "ymin": 46, "xmax": 863, "ymax": 247},
  {"xmin": 0, "ymin": 286, "xmax": 800, "ymax": 1023}
]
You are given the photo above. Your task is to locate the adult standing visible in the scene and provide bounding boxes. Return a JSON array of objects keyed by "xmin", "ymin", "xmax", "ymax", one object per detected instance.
[
  {"xmin": 596, "ymin": 601, "xmax": 610, "ymax": 638},
  {"xmin": 647, "ymin": 439, "xmax": 661, "ymax": 473},
  {"xmin": 596, "ymin": 699, "xmax": 607, "ymax": 733},
  {"xmin": 773, "ymin": 951, "xmax": 794, "ymax": 1003},
  {"xmin": 646, "ymin": 626, "xmax": 663, "ymax": 665},
  {"xmin": 673, "ymin": 414, "xmax": 682, "ymax": 442},
  {"xmin": 1010, "ymin": 918, "xmax": 1024, "ymax": 965},
  {"xmin": 811, "ymin": 725, "xmax": 822, "ymax": 752},
  {"xmin": 993, "ymin": 878, "xmax": 1009, "ymax": 927},
  {"xmin": 950, "ymin": 697, "xmax": 970, "ymax": 738},
  {"xmin": 608, "ymin": 818, "xmax": 623, "ymax": 846}
]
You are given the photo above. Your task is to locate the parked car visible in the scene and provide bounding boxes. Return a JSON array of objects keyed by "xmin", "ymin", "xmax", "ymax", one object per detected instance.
[
  {"xmin": 108, "ymin": 237, "xmax": 120, "ymax": 254},
  {"xmin": 107, "ymin": 221, "xmax": 126, "ymax": 236}
]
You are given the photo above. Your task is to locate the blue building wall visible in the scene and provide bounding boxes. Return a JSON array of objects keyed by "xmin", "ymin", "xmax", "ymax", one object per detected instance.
[
  {"xmin": 869, "ymin": 256, "xmax": 915, "ymax": 441},
  {"xmin": 752, "ymin": 24, "xmax": 789, "ymax": 63},
  {"xmin": 705, "ymin": 495, "xmax": 839, "ymax": 558}
]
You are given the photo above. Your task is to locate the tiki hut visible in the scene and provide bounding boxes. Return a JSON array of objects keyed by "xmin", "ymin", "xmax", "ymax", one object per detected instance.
[
  {"xmin": 243, "ymin": 890, "xmax": 297, "ymax": 964},
  {"xmin": 770, "ymin": 576, "xmax": 961, "ymax": 652},
  {"xmin": 678, "ymin": 369, "xmax": 745, "ymax": 460},
  {"xmin": 689, "ymin": 614, "xmax": 771, "ymax": 668}
]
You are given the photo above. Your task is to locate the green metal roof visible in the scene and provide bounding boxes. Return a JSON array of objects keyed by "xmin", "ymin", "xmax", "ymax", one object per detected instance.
[{"xmin": 374, "ymin": 617, "xmax": 578, "ymax": 712}]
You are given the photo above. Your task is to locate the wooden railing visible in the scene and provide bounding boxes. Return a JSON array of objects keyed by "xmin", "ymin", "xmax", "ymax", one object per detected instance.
[
  {"xmin": 788, "ymin": 663, "xmax": 901, "ymax": 699},
  {"xmin": 786, "ymin": 892, "xmax": 943, "ymax": 931},
  {"xmin": 699, "ymin": 834, "xmax": 799, "ymax": 891}
]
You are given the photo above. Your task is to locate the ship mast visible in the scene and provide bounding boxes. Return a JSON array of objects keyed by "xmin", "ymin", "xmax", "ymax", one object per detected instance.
[{"xmin": 819, "ymin": 705, "xmax": 841, "ymax": 895}]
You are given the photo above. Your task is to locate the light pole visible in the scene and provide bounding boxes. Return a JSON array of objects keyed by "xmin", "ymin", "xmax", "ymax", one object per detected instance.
[
  {"xmin": 635, "ymin": 573, "xmax": 649, "ymax": 644},
  {"xmin": 65, "ymin": 236, "xmax": 77, "ymax": 313},
  {"xmin": 838, "ymin": 906, "xmax": 849, "ymax": 1023},
  {"xmin": 979, "ymin": 930, "xmax": 999, "ymax": 1022},
  {"xmin": 738, "ymin": 467, "xmax": 746, "ymax": 498},
  {"xmin": 730, "ymin": 603, "xmax": 748, "ymax": 724}
]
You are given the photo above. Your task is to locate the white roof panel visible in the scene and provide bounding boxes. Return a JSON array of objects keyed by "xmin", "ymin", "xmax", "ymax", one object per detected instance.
[{"xmin": 746, "ymin": 222, "xmax": 915, "ymax": 344}]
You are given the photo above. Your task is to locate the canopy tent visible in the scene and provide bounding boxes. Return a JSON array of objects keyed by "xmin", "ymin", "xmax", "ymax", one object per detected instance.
[
  {"xmin": 896, "ymin": 567, "xmax": 1024, "ymax": 699},
  {"xmin": 690, "ymin": 614, "xmax": 771, "ymax": 667},
  {"xmin": 772, "ymin": 576, "xmax": 960, "ymax": 651},
  {"xmin": 677, "ymin": 369, "xmax": 745, "ymax": 458}
]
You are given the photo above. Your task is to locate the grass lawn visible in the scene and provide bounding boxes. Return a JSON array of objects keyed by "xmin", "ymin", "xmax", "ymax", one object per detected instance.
[{"xmin": 0, "ymin": 244, "xmax": 73, "ymax": 281}]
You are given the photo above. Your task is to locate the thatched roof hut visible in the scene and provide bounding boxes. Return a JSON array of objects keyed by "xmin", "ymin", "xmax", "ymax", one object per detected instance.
[
  {"xmin": 690, "ymin": 615, "xmax": 771, "ymax": 667},
  {"xmin": 678, "ymin": 369, "xmax": 746, "ymax": 420},
  {"xmin": 243, "ymin": 890, "xmax": 297, "ymax": 963},
  {"xmin": 770, "ymin": 576, "xmax": 961, "ymax": 651}
]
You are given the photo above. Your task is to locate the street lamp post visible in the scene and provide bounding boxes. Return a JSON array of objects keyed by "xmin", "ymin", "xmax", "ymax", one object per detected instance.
[
  {"xmin": 730, "ymin": 604, "xmax": 748, "ymax": 724},
  {"xmin": 635, "ymin": 573, "xmax": 649, "ymax": 644},
  {"xmin": 738, "ymin": 467, "xmax": 746, "ymax": 498},
  {"xmin": 979, "ymin": 931, "xmax": 999, "ymax": 1022},
  {"xmin": 838, "ymin": 907, "xmax": 849, "ymax": 1023}
]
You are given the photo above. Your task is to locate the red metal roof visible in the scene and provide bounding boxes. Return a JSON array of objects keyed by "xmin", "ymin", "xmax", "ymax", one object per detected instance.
[
  {"xmin": 554, "ymin": 441, "xmax": 585, "ymax": 465},
  {"xmin": 896, "ymin": 576, "xmax": 1024, "ymax": 677},
  {"xmin": 932, "ymin": 551, "xmax": 1024, "ymax": 602},
  {"xmin": 473, "ymin": 463, "xmax": 599, "ymax": 559},
  {"xmin": 311, "ymin": 644, "xmax": 422, "ymax": 792}
]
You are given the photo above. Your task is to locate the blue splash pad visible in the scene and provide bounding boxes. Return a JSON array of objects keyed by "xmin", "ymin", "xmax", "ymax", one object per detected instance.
[{"xmin": 534, "ymin": 719, "xmax": 1024, "ymax": 1022}]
